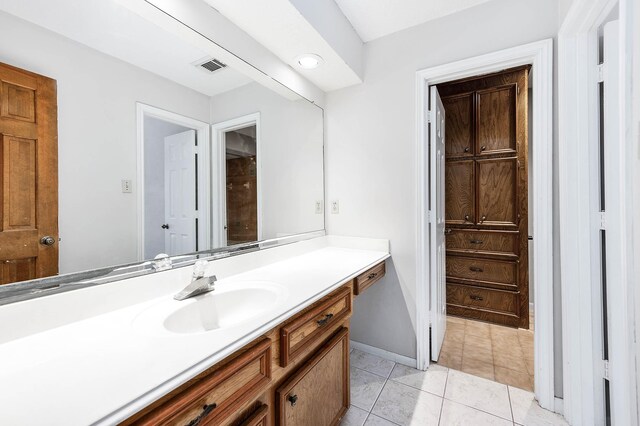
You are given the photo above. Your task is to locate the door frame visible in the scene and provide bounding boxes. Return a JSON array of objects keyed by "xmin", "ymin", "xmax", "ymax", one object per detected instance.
[
  {"xmin": 136, "ymin": 103, "xmax": 211, "ymax": 260},
  {"xmin": 415, "ymin": 39, "xmax": 555, "ymax": 409},
  {"xmin": 211, "ymin": 113, "xmax": 262, "ymax": 247},
  {"xmin": 558, "ymin": 0, "xmax": 637, "ymax": 424}
]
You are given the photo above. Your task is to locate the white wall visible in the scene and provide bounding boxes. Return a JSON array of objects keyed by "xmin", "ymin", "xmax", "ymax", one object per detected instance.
[
  {"xmin": 325, "ymin": 0, "xmax": 561, "ymax": 390},
  {"xmin": 0, "ymin": 11, "xmax": 211, "ymax": 274},
  {"xmin": 143, "ymin": 117, "xmax": 190, "ymax": 259},
  {"xmin": 210, "ymin": 82, "xmax": 325, "ymax": 240}
]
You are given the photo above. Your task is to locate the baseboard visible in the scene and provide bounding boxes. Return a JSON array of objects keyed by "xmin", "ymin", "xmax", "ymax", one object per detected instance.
[
  {"xmin": 554, "ymin": 397, "xmax": 564, "ymax": 415},
  {"xmin": 350, "ymin": 340, "xmax": 417, "ymax": 369}
]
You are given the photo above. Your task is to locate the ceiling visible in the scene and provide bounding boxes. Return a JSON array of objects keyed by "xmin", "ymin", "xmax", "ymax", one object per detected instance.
[
  {"xmin": 335, "ymin": 0, "xmax": 495, "ymax": 42},
  {"xmin": 0, "ymin": 0, "xmax": 253, "ymax": 97}
]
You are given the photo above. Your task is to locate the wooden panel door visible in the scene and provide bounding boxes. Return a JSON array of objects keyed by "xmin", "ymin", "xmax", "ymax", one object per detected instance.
[
  {"xmin": 0, "ymin": 62, "xmax": 57, "ymax": 285},
  {"xmin": 442, "ymin": 93, "xmax": 474, "ymax": 158},
  {"xmin": 276, "ymin": 328, "xmax": 349, "ymax": 426},
  {"xmin": 476, "ymin": 84, "xmax": 517, "ymax": 156},
  {"xmin": 476, "ymin": 157, "xmax": 519, "ymax": 228},
  {"xmin": 445, "ymin": 159, "xmax": 475, "ymax": 225},
  {"xmin": 226, "ymin": 156, "xmax": 257, "ymax": 244}
]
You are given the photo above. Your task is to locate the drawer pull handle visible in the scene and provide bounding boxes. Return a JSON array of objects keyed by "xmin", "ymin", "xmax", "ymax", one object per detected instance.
[
  {"xmin": 288, "ymin": 394, "xmax": 298, "ymax": 407},
  {"xmin": 469, "ymin": 240, "xmax": 483, "ymax": 244},
  {"xmin": 470, "ymin": 294, "xmax": 484, "ymax": 301},
  {"xmin": 186, "ymin": 403, "xmax": 217, "ymax": 426},
  {"xmin": 469, "ymin": 266, "xmax": 484, "ymax": 272},
  {"xmin": 367, "ymin": 272, "xmax": 378, "ymax": 280},
  {"xmin": 316, "ymin": 313, "xmax": 334, "ymax": 327}
]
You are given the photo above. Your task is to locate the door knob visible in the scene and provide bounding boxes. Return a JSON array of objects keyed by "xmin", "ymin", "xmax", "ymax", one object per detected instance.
[
  {"xmin": 40, "ymin": 236, "xmax": 55, "ymax": 246},
  {"xmin": 161, "ymin": 224, "xmax": 170, "ymax": 229}
]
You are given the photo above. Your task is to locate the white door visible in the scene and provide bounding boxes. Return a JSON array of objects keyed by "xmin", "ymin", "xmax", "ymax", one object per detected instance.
[
  {"xmin": 164, "ymin": 130, "xmax": 197, "ymax": 256},
  {"xmin": 430, "ymin": 86, "xmax": 447, "ymax": 362}
]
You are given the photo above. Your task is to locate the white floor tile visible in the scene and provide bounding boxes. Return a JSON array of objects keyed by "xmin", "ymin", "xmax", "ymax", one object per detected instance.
[
  {"xmin": 509, "ymin": 386, "xmax": 568, "ymax": 425},
  {"xmin": 444, "ymin": 370, "xmax": 512, "ymax": 421},
  {"xmin": 440, "ymin": 399, "xmax": 513, "ymax": 426},
  {"xmin": 340, "ymin": 405, "xmax": 370, "ymax": 426},
  {"xmin": 351, "ymin": 349, "xmax": 396, "ymax": 378},
  {"xmin": 388, "ymin": 363, "xmax": 448, "ymax": 397},
  {"xmin": 351, "ymin": 366, "xmax": 387, "ymax": 411},
  {"xmin": 371, "ymin": 380, "xmax": 442, "ymax": 426},
  {"xmin": 364, "ymin": 414, "xmax": 399, "ymax": 425}
]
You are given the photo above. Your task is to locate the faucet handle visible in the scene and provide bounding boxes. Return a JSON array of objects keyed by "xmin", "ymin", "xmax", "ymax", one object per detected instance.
[{"xmin": 192, "ymin": 260, "xmax": 208, "ymax": 279}]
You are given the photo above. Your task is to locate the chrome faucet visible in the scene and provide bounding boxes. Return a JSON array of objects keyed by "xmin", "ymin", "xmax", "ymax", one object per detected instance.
[{"xmin": 174, "ymin": 260, "xmax": 217, "ymax": 301}]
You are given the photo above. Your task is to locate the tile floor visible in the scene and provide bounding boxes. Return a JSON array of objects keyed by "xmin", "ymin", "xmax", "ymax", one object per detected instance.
[
  {"xmin": 341, "ymin": 349, "xmax": 566, "ymax": 426},
  {"xmin": 436, "ymin": 316, "xmax": 535, "ymax": 391}
]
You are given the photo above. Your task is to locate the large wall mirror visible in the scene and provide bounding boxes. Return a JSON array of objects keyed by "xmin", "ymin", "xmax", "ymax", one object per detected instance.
[{"xmin": 0, "ymin": 0, "xmax": 324, "ymax": 288}]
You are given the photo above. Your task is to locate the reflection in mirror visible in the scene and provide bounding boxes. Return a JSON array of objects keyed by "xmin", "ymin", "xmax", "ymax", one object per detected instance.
[{"xmin": 0, "ymin": 0, "xmax": 324, "ymax": 287}]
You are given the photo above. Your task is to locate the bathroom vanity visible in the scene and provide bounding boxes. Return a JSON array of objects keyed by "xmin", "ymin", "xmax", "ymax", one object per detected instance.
[{"xmin": 0, "ymin": 236, "xmax": 389, "ymax": 425}]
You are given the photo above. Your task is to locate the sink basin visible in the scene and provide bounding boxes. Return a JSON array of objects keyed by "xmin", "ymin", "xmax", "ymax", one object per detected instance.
[{"xmin": 133, "ymin": 281, "xmax": 286, "ymax": 335}]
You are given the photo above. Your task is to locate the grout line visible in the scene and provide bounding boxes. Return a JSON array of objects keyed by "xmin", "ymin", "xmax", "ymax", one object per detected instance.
[
  {"xmin": 366, "ymin": 363, "xmax": 394, "ymax": 416},
  {"xmin": 351, "ymin": 365, "xmax": 392, "ymax": 380},
  {"xmin": 507, "ymin": 385, "xmax": 516, "ymax": 424},
  {"xmin": 437, "ymin": 367, "xmax": 450, "ymax": 425}
]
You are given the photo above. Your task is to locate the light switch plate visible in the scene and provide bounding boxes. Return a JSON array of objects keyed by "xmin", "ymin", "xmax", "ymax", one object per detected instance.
[
  {"xmin": 315, "ymin": 200, "xmax": 323, "ymax": 214},
  {"xmin": 331, "ymin": 200, "xmax": 339, "ymax": 214},
  {"xmin": 121, "ymin": 179, "xmax": 132, "ymax": 193}
]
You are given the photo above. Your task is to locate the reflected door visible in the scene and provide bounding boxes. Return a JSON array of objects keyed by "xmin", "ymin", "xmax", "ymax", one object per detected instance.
[
  {"xmin": 164, "ymin": 130, "xmax": 196, "ymax": 256},
  {"xmin": 0, "ymin": 62, "xmax": 58, "ymax": 285}
]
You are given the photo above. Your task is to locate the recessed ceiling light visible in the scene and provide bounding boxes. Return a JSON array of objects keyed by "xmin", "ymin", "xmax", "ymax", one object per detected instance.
[{"xmin": 296, "ymin": 54, "xmax": 323, "ymax": 69}]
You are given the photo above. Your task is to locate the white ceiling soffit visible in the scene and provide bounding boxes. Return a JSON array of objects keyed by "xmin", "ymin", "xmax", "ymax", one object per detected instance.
[
  {"xmin": 335, "ymin": 0, "xmax": 496, "ymax": 42},
  {"xmin": 204, "ymin": 0, "xmax": 364, "ymax": 92},
  {"xmin": 0, "ymin": 0, "xmax": 253, "ymax": 97}
]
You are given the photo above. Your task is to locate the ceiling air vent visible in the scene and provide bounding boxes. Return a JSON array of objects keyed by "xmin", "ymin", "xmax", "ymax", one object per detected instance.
[{"xmin": 196, "ymin": 58, "xmax": 227, "ymax": 73}]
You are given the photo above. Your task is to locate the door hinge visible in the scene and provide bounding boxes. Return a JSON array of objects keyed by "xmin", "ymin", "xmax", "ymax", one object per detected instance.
[
  {"xmin": 427, "ymin": 210, "xmax": 435, "ymax": 223},
  {"xmin": 603, "ymin": 360, "xmax": 610, "ymax": 380},
  {"xmin": 599, "ymin": 211, "xmax": 606, "ymax": 230},
  {"xmin": 427, "ymin": 110, "xmax": 434, "ymax": 124},
  {"xmin": 597, "ymin": 63, "xmax": 605, "ymax": 83}
]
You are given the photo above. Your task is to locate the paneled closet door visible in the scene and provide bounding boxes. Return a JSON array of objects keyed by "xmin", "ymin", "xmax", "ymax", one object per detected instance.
[
  {"xmin": 442, "ymin": 92, "xmax": 474, "ymax": 158},
  {"xmin": 476, "ymin": 84, "xmax": 518, "ymax": 156},
  {"xmin": 445, "ymin": 159, "xmax": 475, "ymax": 225},
  {"xmin": 476, "ymin": 157, "xmax": 518, "ymax": 228}
]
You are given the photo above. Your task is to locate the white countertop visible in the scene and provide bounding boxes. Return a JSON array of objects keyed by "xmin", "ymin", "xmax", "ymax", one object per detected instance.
[{"xmin": 0, "ymin": 236, "xmax": 389, "ymax": 425}]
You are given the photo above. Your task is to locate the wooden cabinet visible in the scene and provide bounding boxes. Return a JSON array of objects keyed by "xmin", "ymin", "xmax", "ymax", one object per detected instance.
[
  {"xmin": 276, "ymin": 328, "xmax": 350, "ymax": 426},
  {"xmin": 354, "ymin": 261, "xmax": 385, "ymax": 295},
  {"xmin": 439, "ymin": 66, "xmax": 530, "ymax": 328}
]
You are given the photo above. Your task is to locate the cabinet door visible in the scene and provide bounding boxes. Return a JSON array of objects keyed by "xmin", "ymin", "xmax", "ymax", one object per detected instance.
[
  {"xmin": 442, "ymin": 93, "xmax": 474, "ymax": 158},
  {"xmin": 477, "ymin": 158, "xmax": 518, "ymax": 228},
  {"xmin": 276, "ymin": 328, "xmax": 349, "ymax": 426},
  {"xmin": 476, "ymin": 84, "xmax": 517, "ymax": 156},
  {"xmin": 445, "ymin": 159, "xmax": 475, "ymax": 225}
]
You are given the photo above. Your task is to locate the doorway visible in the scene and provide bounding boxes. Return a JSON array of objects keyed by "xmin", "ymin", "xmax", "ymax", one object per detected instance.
[
  {"xmin": 415, "ymin": 39, "xmax": 555, "ymax": 410},
  {"xmin": 136, "ymin": 103, "xmax": 211, "ymax": 260}
]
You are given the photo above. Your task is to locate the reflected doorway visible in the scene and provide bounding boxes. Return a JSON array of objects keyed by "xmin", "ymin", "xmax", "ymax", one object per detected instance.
[{"xmin": 223, "ymin": 125, "xmax": 257, "ymax": 245}]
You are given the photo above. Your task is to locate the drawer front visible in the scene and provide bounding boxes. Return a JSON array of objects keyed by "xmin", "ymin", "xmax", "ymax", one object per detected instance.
[
  {"xmin": 130, "ymin": 339, "xmax": 272, "ymax": 426},
  {"xmin": 354, "ymin": 261, "xmax": 385, "ymax": 295},
  {"xmin": 280, "ymin": 287, "xmax": 352, "ymax": 367},
  {"xmin": 446, "ymin": 256, "xmax": 517, "ymax": 286},
  {"xmin": 239, "ymin": 404, "xmax": 269, "ymax": 426},
  {"xmin": 446, "ymin": 283, "xmax": 519, "ymax": 315},
  {"xmin": 277, "ymin": 328, "xmax": 350, "ymax": 426},
  {"xmin": 446, "ymin": 230, "xmax": 518, "ymax": 256}
]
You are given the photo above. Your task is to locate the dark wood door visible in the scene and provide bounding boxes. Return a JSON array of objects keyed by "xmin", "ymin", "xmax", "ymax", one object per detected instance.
[
  {"xmin": 439, "ymin": 66, "xmax": 529, "ymax": 328},
  {"xmin": 0, "ymin": 62, "xmax": 58, "ymax": 285},
  {"xmin": 276, "ymin": 328, "xmax": 349, "ymax": 426},
  {"xmin": 226, "ymin": 156, "xmax": 257, "ymax": 245}
]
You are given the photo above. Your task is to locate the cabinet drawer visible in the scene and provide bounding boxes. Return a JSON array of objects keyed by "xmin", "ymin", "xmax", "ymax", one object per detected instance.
[
  {"xmin": 277, "ymin": 328, "xmax": 350, "ymax": 426},
  {"xmin": 446, "ymin": 256, "xmax": 517, "ymax": 286},
  {"xmin": 128, "ymin": 339, "xmax": 271, "ymax": 426},
  {"xmin": 446, "ymin": 283, "xmax": 519, "ymax": 316},
  {"xmin": 280, "ymin": 286, "xmax": 352, "ymax": 367},
  {"xmin": 354, "ymin": 261, "xmax": 385, "ymax": 295},
  {"xmin": 446, "ymin": 229, "xmax": 518, "ymax": 257},
  {"xmin": 239, "ymin": 404, "xmax": 269, "ymax": 426}
]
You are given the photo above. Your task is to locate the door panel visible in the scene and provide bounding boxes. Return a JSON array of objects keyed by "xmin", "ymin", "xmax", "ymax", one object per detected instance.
[
  {"xmin": 442, "ymin": 93, "xmax": 474, "ymax": 158},
  {"xmin": 445, "ymin": 160, "xmax": 475, "ymax": 225},
  {"xmin": 430, "ymin": 86, "xmax": 447, "ymax": 362},
  {"xmin": 0, "ymin": 62, "xmax": 58, "ymax": 285},
  {"xmin": 477, "ymin": 157, "xmax": 518, "ymax": 227},
  {"xmin": 476, "ymin": 84, "xmax": 517, "ymax": 156}
]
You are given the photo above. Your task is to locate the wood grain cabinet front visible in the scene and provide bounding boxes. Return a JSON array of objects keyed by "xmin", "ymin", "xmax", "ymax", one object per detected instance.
[
  {"xmin": 354, "ymin": 261, "xmax": 385, "ymax": 295},
  {"xmin": 122, "ymin": 338, "xmax": 272, "ymax": 426},
  {"xmin": 239, "ymin": 404, "xmax": 269, "ymax": 426},
  {"xmin": 279, "ymin": 287, "xmax": 352, "ymax": 367},
  {"xmin": 445, "ymin": 229, "xmax": 519, "ymax": 258},
  {"xmin": 276, "ymin": 328, "xmax": 350, "ymax": 426},
  {"xmin": 446, "ymin": 255, "xmax": 518, "ymax": 290},
  {"xmin": 447, "ymin": 283, "xmax": 520, "ymax": 327}
]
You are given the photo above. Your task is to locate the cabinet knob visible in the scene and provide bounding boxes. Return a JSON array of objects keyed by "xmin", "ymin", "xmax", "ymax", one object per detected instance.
[
  {"xmin": 464, "ymin": 214, "xmax": 470, "ymax": 222},
  {"xmin": 288, "ymin": 394, "xmax": 298, "ymax": 407},
  {"xmin": 480, "ymin": 215, "xmax": 487, "ymax": 224},
  {"xmin": 316, "ymin": 313, "xmax": 334, "ymax": 327},
  {"xmin": 464, "ymin": 147, "xmax": 470, "ymax": 153},
  {"xmin": 161, "ymin": 224, "xmax": 170, "ymax": 229},
  {"xmin": 481, "ymin": 145, "xmax": 487, "ymax": 151},
  {"xmin": 186, "ymin": 403, "xmax": 217, "ymax": 426}
]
